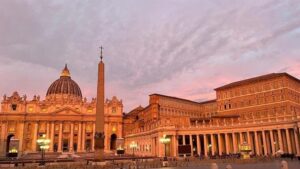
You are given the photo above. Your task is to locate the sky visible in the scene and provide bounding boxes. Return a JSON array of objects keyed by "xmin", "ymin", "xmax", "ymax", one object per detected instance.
[{"xmin": 0, "ymin": 0, "xmax": 300, "ymax": 112}]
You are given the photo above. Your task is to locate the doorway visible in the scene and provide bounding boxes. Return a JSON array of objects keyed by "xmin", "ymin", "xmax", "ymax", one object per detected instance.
[
  {"xmin": 6, "ymin": 134, "xmax": 16, "ymax": 157},
  {"xmin": 62, "ymin": 139, "xmax": 69, "ymax": 152},
  {"xmin": 110, "ymin": 134, "xmax": 117, "ymax": 150}
]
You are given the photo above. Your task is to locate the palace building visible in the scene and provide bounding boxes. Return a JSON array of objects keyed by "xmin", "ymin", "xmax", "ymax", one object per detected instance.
[
  {"xmin": 123, "ymin": 73, "xmax": 300, "ymax": 158},
  {"xmin": 0, "ymin": 63, "xmax": 299, "ymax": 158},
  {"xmin": 0, "ymin": 65, "xmax": 123, "ymax": 157}
]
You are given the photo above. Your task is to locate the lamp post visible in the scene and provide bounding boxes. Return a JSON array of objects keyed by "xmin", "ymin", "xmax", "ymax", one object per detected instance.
[
  {"xmin": 37, "ymin": 134, "xmax": 50, "ymax": 166},
  {"xmin": 208, "ymin": 144, "xmax": 212, "ymax": 157},
  {"xmin": 129, "ymin": 141, "xmax": 138, "ymax": 160},
  {"xmin": 160, "ymin": 134, "xmax": 171, "ymax": 161}
]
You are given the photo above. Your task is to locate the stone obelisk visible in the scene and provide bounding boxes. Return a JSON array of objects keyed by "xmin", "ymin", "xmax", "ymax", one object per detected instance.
[{"xmin": 95, "ymin": 46, "xmax": 105, "ymax": 161}]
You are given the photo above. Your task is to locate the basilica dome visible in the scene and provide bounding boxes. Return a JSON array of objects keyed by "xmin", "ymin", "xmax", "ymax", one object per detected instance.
[{"xmin": 46, "ymin": 64, "xmax": 82, "ymax": 99}]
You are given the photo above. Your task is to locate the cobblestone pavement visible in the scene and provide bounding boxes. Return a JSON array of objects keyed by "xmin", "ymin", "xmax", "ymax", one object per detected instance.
[
  {"xmin": 165, "ymin": 160, "xmax": 300, "ymax": 169},
  {"xmin": 0, "ymin": 158, "xmax": 299, "ymax": 169}
]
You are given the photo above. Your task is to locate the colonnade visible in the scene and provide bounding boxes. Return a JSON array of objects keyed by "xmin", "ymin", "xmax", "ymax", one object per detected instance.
[
  {"xmin": 0, "ymin": 121, "xmax": 96, "ymax": 153},
  {"xmin": 126, "ymin": 127, "xmax": 300, "ymax": 158},
  {"xmin": 31, "ymin": 121, "xmax": 96, "ymax": 153},
  {"xmin": 176, "ymin": 127, "xmax": 300, "ymax": 157}
]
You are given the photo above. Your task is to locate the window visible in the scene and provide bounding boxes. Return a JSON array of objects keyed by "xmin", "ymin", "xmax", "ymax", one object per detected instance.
[
  {"xmin": 112, "ymin": 107, "xmax": 116, "ymax": 113},
  {"xmin": 11, "ymin": 104, "xmax": 17, "ymax": 111}
]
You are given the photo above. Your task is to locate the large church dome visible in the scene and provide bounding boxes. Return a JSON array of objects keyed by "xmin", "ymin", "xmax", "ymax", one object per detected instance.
[{"xmin": 46, "ymin": 64, "xmax": 82, "ymax": 99}]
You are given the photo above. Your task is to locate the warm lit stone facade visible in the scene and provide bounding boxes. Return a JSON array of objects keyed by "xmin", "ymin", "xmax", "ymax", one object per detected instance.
[
  {"xmin": 124, "ymin": 73, "xmax": 300, "ymax": 158},
  {"xmin": 1, "ymin": 69, "xmax": 300, "ymax": 159},
  {"xmin": 0, "ymin": 65, "xmax": 123, "ymax": 157}
]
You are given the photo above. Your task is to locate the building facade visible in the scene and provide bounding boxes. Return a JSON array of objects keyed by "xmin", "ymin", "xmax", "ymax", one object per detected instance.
[
  {"xmin": 1, "ymin": 67, "xmax": 300, "ymax": 158},
  {"xmin": 124, "ymin": 73, "xmax": 300, "ymax": 157},
  {"xmin": 0, "ymin": 65, "xmax": 123, "ymax": 157}
]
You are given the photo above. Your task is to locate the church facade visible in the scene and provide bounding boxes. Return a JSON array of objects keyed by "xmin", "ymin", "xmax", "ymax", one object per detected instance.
[
  {"xmin": 0, "ymin": 65, "xmax": 123, "ymax": 157},
  {"xmin": 0, "ymin": 64, "xmax": 300, "ymax": 158}
]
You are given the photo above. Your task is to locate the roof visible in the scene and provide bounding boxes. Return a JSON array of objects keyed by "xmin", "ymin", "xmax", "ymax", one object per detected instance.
[
  {"xmin": 198, "ymin": 99, "xmax": 216, "ymax": 104},
  {"xmin": 125, "ymin": 105, "xmax": 144, "ymax": 116},
  {"xmin": 149, "ymin": 93, "xmax": 215, "ymax": 105},
  {"xmin": 215, "ymin": 72, "xmax": 300, "ymax": 91}
]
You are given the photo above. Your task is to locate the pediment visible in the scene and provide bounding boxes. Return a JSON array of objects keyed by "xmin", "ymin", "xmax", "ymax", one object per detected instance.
[{"xmin": 50, "ymin": 107, "xmax": 83, "ymax": 116}]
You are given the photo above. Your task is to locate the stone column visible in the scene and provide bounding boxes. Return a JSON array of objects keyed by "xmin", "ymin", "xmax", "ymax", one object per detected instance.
[
  {"xmin": 225, "ymin": 133, "xmax": 230, "ymax": 154},
  {"xmin": 249, "ymin": 132, "xmax": 255, "ymax": 154},
  {"xmin": 270, "ymin": 130, "xmax": 275, "ymax": 155},
  {"xmin": 82, "ymin": 123, "xmax": 86, "ymax": 151},
  {"xmin": 58, "ymin": 122, "xmax": 63, "ymax": 152},
  {"xmin": 77, "ymin": 122, "xmax": 82, "ymax": 152},
  {"xmin": 211, "ymin": 134, "xmax": 215, "ymax": 156},
  {"xmin": 239, "ymin": 132, "xmax": 243, "ymax": 144},
  {"xmin": 182, "ymin": 135, "xmax": 186, "ymax": 145},
  {"xmin": 294, "ymin": 129, "xmax": 300, "ymax": 156},
  {"xmin": 247, "ymin": 131, "xmax": 251, "ymax": 145},
  {"xmin": 50, "ymin": 122, "xmax": 54, "ymax": 152},
  {"xmin": 285, "ymin": 128, "xmax": 292, "ymax": 154},
  {"xmin": 278, "ymin": 129, "xmax": 284, "ymax": 151},
  {"xmin": 204, "ymin": 134, "xmax": 208, "ymax": 157},
  {"xmin": 158, "ymin": 133, "xmax": 164, "ymax": 157},
  {"xmin": 104, "ymin": 123, "xmax": 108, "ymax": 150},
  {"xmin": 46, "ymin": 122, "xmax": 50, "ymax": 138},
  {"xmin": 190, "ymin": 135, "xmax": 193, "ymax": 156},
  {"xmin": 196, "ymin": 134, "xmax": 201, "ymax": 156},
  {"xmin": 232, "ymin": 133, "xmax": 237, "ymax": 153},
  {"xmin": 172, "ymin": 135, "xmax": 177, "ymax": 157},
  {"xmin": 0, "ymin": 122, "xmax": 6, "ymax": 140},
  {"xmin": 32, "ymin": 122, "xmax": 38, "ymax": 152},
  {"xmin": 18, "ymin": 122, "xmax": 25, "ymax": 154},
  {"xmin": 152, "ymin": 137, "xmax": 158, "ymax": 156},
  {"xmin": 0, "ymin": 122, "xmax": 7, "ymax": 155},
  {"xmin": 254, "ymin": 131, "xmax": 260, "ymax": 155},
  {"xmin": 262, "ymin": 130, "xmax": 267, "ymax": 155},
  {"xmin": 217, "ymin": 133, "xmax": 222, "ymax": 155},
  {"xmin": 70, "ymin": 123, "xmax": 74, "ymax": 152},
  {"xmin": 92, "ymin": 123, "xmax": 96, "ymax": 151}
]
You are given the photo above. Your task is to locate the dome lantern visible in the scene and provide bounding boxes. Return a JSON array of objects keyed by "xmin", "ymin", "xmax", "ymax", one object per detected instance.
[{"xmin": 61, "ymin": 64, "xmax": 71, "ymax": 77}]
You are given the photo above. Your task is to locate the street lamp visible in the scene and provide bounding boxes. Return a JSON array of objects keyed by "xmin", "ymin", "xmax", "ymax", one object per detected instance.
[
  {"xmin": 129, "ymin": 141, "xmax": 138, "ymax": 159},
  {"xmin": 37, "ymin": 134, "xmax": 50, "ymax": 166},
  {"xmin": 208, "ymin": 144, "xmax": 212, "ymax": 156},
  {"xmin": 160, "ymin": 134, "xmax": 171, "ymax": 161}
]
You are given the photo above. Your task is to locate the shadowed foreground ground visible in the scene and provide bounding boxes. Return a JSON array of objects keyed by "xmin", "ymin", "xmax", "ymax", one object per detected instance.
[{"xmin": 0, "ymin": 158, "xmax": 299, "ymax": 169}]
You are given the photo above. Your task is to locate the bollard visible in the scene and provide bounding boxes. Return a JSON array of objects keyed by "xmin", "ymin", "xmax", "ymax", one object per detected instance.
[
  {"xmin": 226, "ymin": 164, "xmax": 232, "ymax": 169},
  {"xmin": 281, "ymin": 160, "xmax": 288, "ymax": 169},
  {"xmin": 210, "ymin": 163, "xmax": 218, "ymax": 169}
]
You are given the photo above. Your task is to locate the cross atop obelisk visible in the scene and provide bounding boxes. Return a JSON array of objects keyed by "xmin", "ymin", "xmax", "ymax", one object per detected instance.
[
  {"xmin": 99, "ymin": 46, "xmax": 103, "ymax": 61},
  {"xmin": 95, "ymin": 46, "xmax": 105, "ymax": 161}
]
